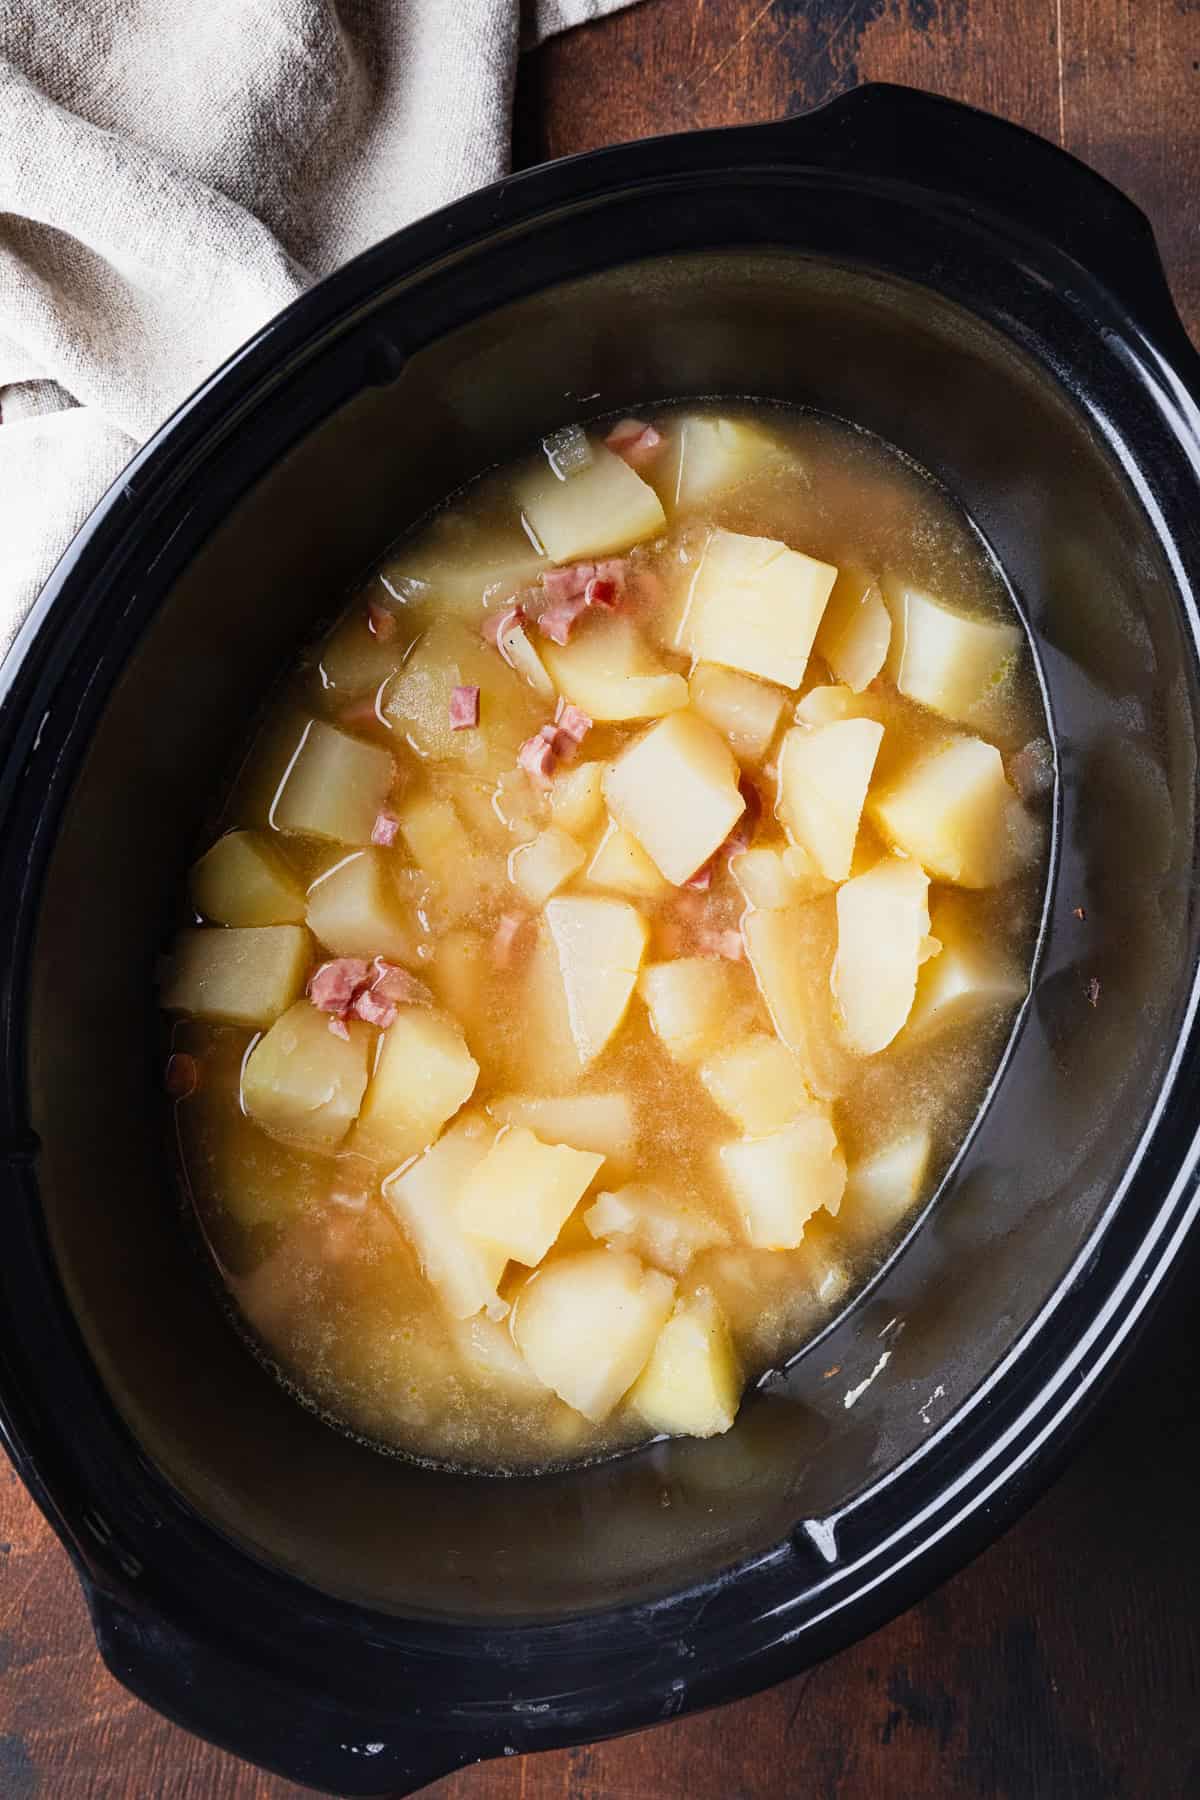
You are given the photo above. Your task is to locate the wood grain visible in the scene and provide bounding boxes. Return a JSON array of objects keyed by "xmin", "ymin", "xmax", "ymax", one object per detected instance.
[{"xmin": 4, "ymin": 2, "xmax": 1200, "ymax": 1794}]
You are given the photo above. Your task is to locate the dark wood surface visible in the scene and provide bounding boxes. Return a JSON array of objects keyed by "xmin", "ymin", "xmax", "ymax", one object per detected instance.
[{"xmin": 4, "ymin": 2, "xmax": 1200, "ymax": 1795}]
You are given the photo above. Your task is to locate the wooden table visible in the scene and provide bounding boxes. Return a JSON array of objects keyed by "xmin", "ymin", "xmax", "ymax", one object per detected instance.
[{"xmin": 4, "ymin": 3, "xmax": 1199, "ymax": 1794}]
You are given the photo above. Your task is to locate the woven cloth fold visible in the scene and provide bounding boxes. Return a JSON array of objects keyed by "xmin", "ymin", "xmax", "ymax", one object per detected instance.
[{"xmin": 0, "ymin": 0, "xmax": 633, "ymax": 652}]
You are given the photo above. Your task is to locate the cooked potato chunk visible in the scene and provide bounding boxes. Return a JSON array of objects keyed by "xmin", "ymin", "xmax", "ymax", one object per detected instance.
[
  {"xmin": 630, "ymin": 1291, "xmax": 741, "ymax": 1438},
  {"xmin": 840, "ymin": 1129, "xmax": 932, "ymax": 1242},
  {"xmin": 639, "ymin": 956, "xmax": 747, "ymax": 1064},
  {"xmin": 512, "ymin": 1248, "xmax": 675, "ymax": 1421},
  {"xmin": 242, "ymin": 1001, "xmax": 370, "ymax": 1152},
  {"xmin": 508, "ymin": 826, "xmax": 585, "ymax": 907},
  {"xmin": 382, "ymin": 1114, "xmax": 508, "ymax": 1319},
  {"xmin": 489, "ymin": 1092, "xmax": 636, "ymax": 1163},
  {"xmin": 545, "ymin": 895, "xmax": 648, "ymax": 1068},
  {"xmin": 794, "ymin": 683, "xmax": 856, "ymax": 726},
  {"xmin": 270, "ymin": 720, "xmax": 395, "ymax": 845},
  {"xmin": 190, "ymin": 831, "xmax": 305, "ymax": 927},
  {"xmin": 700, "ymin": 1034, "xmax": 815, "ymax": 1136},
  {"xmin": 603, "ymin": 711, "xmax": 745, "ymax": 885},
  {"xmin": 318, "ymin": 604, "xmax": 410, "ymax": 697},
  {"xmin": 399, "ymin": 794, "xmax": 473, "ymax": 890},
  {"xmin": 833, "ymin": 856, "xmax": 931, "ymax": 1054},
  {"xmin": 356, "ymin": 1007, "xmax": 479, "ymax": 1161},
  {"xmin": 743, "ymin": 904, "xmax": 850, "ymax": 1100},
  {"xmin": 777, "ymin": 717, "xmax": 884, "ymax": 881},
  {"xmin": 815, "ymin": 567, "xmax": 891, "ymax": 691},
  {"xmin": 908, "ymin": 894, "xmax": 1027, "ymax": 1036},
  {"xmin": 160, "ymin": 925, "xmax": 310, "ymax": 1026},
  {"xmin": 550, "ymin": 761, "xmax": 604, "ymax": 836},
  {"xmin": 516, "ymin": 441, "xmax": 666, "ymax": 561},
  {"xmin": 448, "ymin": 1313, "xmax": 546, "ymax": 1396},
  {"xmin": 384, "ymin": 515, "xmax": 547, "ymax": 614},
  {"xmin": 585, "ymin": 1183, "xmax": 730, "ymax": 1275},
  {"xmin": 780, "ymin": 843, "xmax": 837, "ymax": 898},
  {"xmin": 652, "ymin": 414, "xmax": 784, "ymax": 515},
  {"xmin": 541, "ymin": 615, "xmax": 688, "ymax": 722},
  {"xmin": 494, "ymin": 610, "xmax": 556, "ymax": 699},
  {"xmin": 688, "ymin": 662, "xmax": 787, "ymax": 762},
  {"xmin": 719, "ymin": 1116, "xmax": 846, "ymax": 1249},
  {"xmin": 870, "ymin": 737, "xmax": 1029, "ymax": 887},
  {"xmin": 675, "ymin": 528, "xmax": 837, "ymax": 689},
  {"xmin": 587, "ymin": 818, "xmax": 668, "ymax": 898},
  {"xmin": 385, "ymin": 616, "xmax": 541, "ymax": 765},
  {"xmin": 731, "ymin": 844, "xmax": 831, "ymax": 908},
  {"xmin": 460, "ymin": 1125, "xmax": 604, "ymax": 1266},
  {"xmin": 306, "ymin": 850, "xmax": 417, "ymax": 962},
  {"xmin": 884, "ymin": 582, "xmax": 1020, "ymax": 721}
]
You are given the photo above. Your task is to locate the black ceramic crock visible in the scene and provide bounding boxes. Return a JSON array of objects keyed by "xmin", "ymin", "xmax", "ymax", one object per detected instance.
[{"xmin": 2, "ymin": 83, "xmax": 1200, "ymax": 1798}]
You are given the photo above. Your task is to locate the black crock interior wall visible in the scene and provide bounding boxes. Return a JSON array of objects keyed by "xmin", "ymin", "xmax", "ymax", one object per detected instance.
[{"xmin": 29, "ymin": 251, "xmax": 1196, "ymax": 1618}]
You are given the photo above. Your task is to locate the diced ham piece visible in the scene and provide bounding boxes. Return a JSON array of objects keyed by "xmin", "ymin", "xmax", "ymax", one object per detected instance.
[
  {"xmin": 367, "ymin": 597, "xmax": 398, "ymax": 642},
  {"xmin": 164, "ymin": 1052, "xmax": 199, "ymax": 1099},
  {"xmin": 604, "ymin": 417, "xmax": 664, "ymax": 471},
  {"xmin": 328, "ymin": 1016, "xmax": 351, "ymax": 1040},
  {"xmin": 584, "ymin": 576, "xmax": 618, "ymax": 609},
  {"xmin": 554, "ymin": 700, "xmax": 592, "ymax": 746},
  {"xmin": 542, "ymin": 563, "xmax": 593, "ymax": 604},
  {"xmin": 450, "ymin": 684, "xmax": 480, "ymax": 730},
  {"xmin": 492, "ymin": 910, "xmax": 532, "ymax": 969},
  {"xmin": 351, "ymin": 988, "xmax": 398, "ymax": 1030},
  {"xmin": 518, "ymin": 732, "xmax": 559, "ymax": 787},
  {"xmin": 537, "ymin": 592, "xmax": 591, "ymax": 646},
  {"xmin": 309, "ymin": 958, "xmax": 370, "ymax": 1016},
  {"xmin": 369, "ymin": 958, "xmax": 431, "ymax": 1006},
  {"xmin": 371, "ymin": 809, "xmax": 401, "ymax": 847}
]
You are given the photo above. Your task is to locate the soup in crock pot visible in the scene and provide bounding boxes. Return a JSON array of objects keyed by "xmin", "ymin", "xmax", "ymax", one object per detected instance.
[{"xmin": 160, "ymin": 404, "xmax": 1049, "ymax": 1469}]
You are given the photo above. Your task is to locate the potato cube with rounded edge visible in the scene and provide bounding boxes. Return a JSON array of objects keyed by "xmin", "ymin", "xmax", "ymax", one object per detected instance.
[
  {"xmin": 270, "ymin": 719, "xmax": 395, "ymax": 845},
  {"xmin": 719, "ymin": 1116, "xmax": 847, "ymax": 1249},
  {"xmin": 588, "ymin": 819, "xmax": 668, "ymax": 899},
  {"xmin": 630, "ymin": 1291, "xmax": 742, "ymax": 1439},
  {"xmin": 512, "ymin": 1248, "xmax": 675, "ymax": 1422},
  {"xmin": 777, "ymin": 717, "xmax": 884, "ymax": 882},
  {"xmin": 190, "ymin": 831, "xmax": 305, "ymax": 927},
  {"xmin": 242, "ymin": 1002, "xmax": 370, "ymax": 1153},
  {"xmin": 870, "ymin": 737, "xmax": 1030, "ymax": 888},
  {"xmin": 384, "ymin": 616, "xmax": 541, "ymax": 765},
  {"xmin": 584, "ymin": 1184, "xmax": 730, "ymax": 1276},
  {"xmin": 160, "ymin": 925, "xmax": 310, "ymax": 1027},
  {"xmin": 382, "ymin": 1114, "xmax": 509, "ymax": 1320},
  {"xmin": 815, "ymin": 567, "xmax": 892, "ymax": 692},
  {"xmin": 448, "ymin": 1313, "xmax": 547, "ymax": 1397},
  {"xmin": 639, "ymin": 956, "xmax": 749, "ymax": 1065},
  {"xmin": 356, "ymin": 1007, "xmax": 479, "ymax": 1162},
  {"xmin": 907, "ymin": 894, "xmax": 1027, "ymax": 1036},
  {"xmin": 743, "ymin": 904, "xmax": 851, "ymax": 1101},
  {"xmin": 385, "ymin": 514, "xmax": 547, "ymax": 615},
  {"xmin": 730, "ymin": 845, "xmax": 810, "ymax": 910},
  {"xmin": 795, "ymin": 683, "xmax": 856, "ymax": 726},
  {"xmin": 489, "ymin": 1092, "xmax": 636, "ymax": 1164},
  {"xmin": 675, "ymin": 528, "xmax": 838, "ymax": 689},
  {"xmin": 833, "ymin": 856, "xmax": 931, "ymax": 1055},
  {"xmin": 306, "ymin": 850, "xmax": 417, "ymax": 963},
  {"xmin": 508, "ymin": 826, "xmax": 586, "ymax": 908},
  {"xmin": 541, "ymin": 616, "xmax": 689, "ymax": 723},
  {"xmin": 700, "ymin": 1034, "xmax": 817, "ymax": 1137},
  {"xmin": 459, "ymin": 1125, "xmax": 604, "ymax": 1267},
  {"xmin": 689, "ymin": 663, "xmax": 787, "ymax": 763},
  {"xmin": 545, "ymin": 895, "xmax": 648, "ymax": 1069},
  {"xmin": 839, "ymin": 1130, "xmax": 932, "ymax": 1247},
  {"xmin": 884, "ymin": 582, "xmax": 1020, "ymax": 722},
  {"xmin": 516, "ymin": 441, "xmax": 667, "ymax": 562},
  {"xmin": 603, "ymin": 711, "xmax": 745, "ymax": 886},
  {"xmin": 550, "ymin": 762, "xmax": 605, "ymax": 837},
  {"xmin": 399, "ymin": 794, "xmax": 473, "ymax": 889},
  {"xmin": 651, "ymin": 414, "xmax": 785, "ymax": 516}
]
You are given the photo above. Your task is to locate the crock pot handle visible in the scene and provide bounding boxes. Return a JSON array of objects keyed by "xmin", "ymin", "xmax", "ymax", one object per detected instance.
[
  {"xmin": 766, "ymin": 82, "xmax": 1192, "ymax": 358},
  {"xmin": 90, "ymin": 1589, "xmax": 466, "ymax": 1799}
]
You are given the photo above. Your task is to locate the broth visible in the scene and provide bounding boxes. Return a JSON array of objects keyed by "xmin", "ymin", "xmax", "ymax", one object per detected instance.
[{"xmin": 161, "ymin": 403, "xmax": 1049, "ymax": 1469}]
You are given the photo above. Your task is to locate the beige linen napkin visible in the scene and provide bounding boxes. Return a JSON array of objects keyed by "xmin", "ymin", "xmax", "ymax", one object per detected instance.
[{"xmin": 0, "ymin": 0, "xmax": 634, "ymax": 654}]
